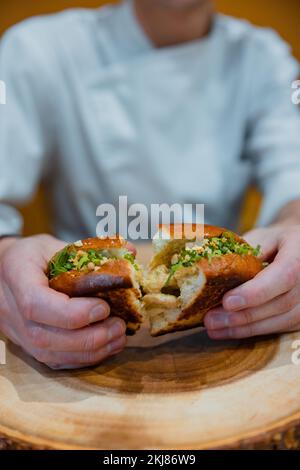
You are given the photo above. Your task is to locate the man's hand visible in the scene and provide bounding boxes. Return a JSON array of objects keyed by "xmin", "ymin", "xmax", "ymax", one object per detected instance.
[
  {"xmin": 0, "ymin": 235, "xmax": 127, "ymax": 369},
  {"xmin": 205, "ymin": 225, "xmax": 300, "ymax": 339}
]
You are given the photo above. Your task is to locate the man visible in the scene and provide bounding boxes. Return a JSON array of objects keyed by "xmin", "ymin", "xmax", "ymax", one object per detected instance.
[{"xmin": 1, "ymin": 0, "xmax": 300, "ymax": 369}]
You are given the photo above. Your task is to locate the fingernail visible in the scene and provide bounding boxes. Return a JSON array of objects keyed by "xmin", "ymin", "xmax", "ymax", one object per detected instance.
[
  {"xmin": 89, "ymin": 304, "xmax": 108, "ymax": 323},
  {"xmin": 106, "ymin": 335, "xmax": 126, "ymax": 353},
  {"xmin": 208, "ymin": 312, "xmax": 230, "ymax": 329},
  {"xmin": 224, "ymin": 295, "xmax": 246, "ymax": 311},
  {"xmin": 108, "ymin": 319, "xmax": 125, "ymax": 341}
]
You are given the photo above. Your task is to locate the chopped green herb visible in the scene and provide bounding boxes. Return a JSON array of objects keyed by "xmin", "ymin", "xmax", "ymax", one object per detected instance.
[
  {"xmin": 48, "ymin": 246, "xmax": 139, "ymax": 279},
  {"xmin": 76, "ymin": 254, "xmax": 89, "ymax": 270},
  {"xmin": 164, "ymin": 232, "xmax": 261, "ymax": 286},
  {"xmin": 48, "ymin": 247, "xmax": 71, "ymax": 278},
  {"xmin": 124, "ymin": 252, "xmax": 139, "ymax": 270},
  {"xmin": 165, "ymin": 263, "xmax": 186, "ymax": 287}
]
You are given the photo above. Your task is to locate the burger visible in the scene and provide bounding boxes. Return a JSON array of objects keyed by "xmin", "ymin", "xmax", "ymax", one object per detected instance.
[
  {"xmin": 142, "ymin": 224, "xmax": 263, "ymax": 336},
  {"xmin": 48, "ymin": 236, "xmax": 143, "ymax": 335},
  {"xmin": 47, "ymin": 225, "xmax": 263, "ymax": 337}
]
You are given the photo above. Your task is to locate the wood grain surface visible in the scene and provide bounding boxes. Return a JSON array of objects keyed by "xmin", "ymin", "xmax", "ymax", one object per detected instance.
[
  {"xmin": 0, "ymin": 246, "xmax": 300, "ymax": 450},
  {"xmin": 1, "ymin": 328, "xmax": 300, "ymax": 450}
]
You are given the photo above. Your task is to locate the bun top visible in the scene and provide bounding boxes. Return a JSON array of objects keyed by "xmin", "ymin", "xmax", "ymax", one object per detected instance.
[
  {"xmin": 47, "ymin": 236, "xmax": 130, "ymax": 280},
  {"xmin": 49, "ymin": 258, "xmax": 136, "ymax": 296},
  {"xmin": 157, "ymin": 224, "xmax": 244, "ymax": 243},
  {"xmin": 67, "ymin": 236, "xmax": 126, "ymax": 252},
  {"xmin": 151, "ymin": 224, "xmax": 251, "ymax": 269}
]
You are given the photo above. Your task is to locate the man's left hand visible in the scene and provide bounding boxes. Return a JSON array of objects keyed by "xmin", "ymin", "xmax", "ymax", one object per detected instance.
[{"xmin": 204, "ymin": 225, "xmax": 300, "ymax": 339}]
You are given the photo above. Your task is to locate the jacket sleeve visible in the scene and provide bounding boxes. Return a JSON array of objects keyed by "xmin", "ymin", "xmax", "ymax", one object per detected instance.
[
  {"xmin": 244, "ymin": 29, "xmax": 300, "ymax": 226},
  {"xmin": 0, "ymin": 21, "xmax": 55, "ymax": 235}
]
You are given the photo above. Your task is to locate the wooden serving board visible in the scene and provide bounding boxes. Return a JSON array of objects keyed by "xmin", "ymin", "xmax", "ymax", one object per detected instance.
[{"xmin": 1, "ymin": 245, "xmax": 300, "ymax": 450}]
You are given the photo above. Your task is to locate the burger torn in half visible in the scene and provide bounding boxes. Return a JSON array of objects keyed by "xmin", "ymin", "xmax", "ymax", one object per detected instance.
[
  {"xmin": 48, "ymin": 226, "xmax": 264, "ymax": 338},
  {"xmin": 141, "ymin": 224, "xmax": 264, "ymax": 337},
  {"xmin": 48, "ymin": 237, "xmax": 143, "ymax": 335}
]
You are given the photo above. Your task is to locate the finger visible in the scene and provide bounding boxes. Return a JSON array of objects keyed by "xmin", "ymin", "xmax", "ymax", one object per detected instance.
[
  {"xmin": 242, "ymin": 228, "xmax": 280, "ymax": 261},
  {"xmin": 21, "ymin": 286, "xmax": 110, "ymax": 329},
  {"xmin": 205, "ymin": 285, "xmax": 300, "ymax": 330},
  {"xmin": 204, "ymin": 307, "xmax": 229, "ymax": 329},
  {"xmin": 32, "ymin": 335, "xmax": 127, "ymax": 368},
  {"xmin": 207, "ymin": 305, "xmax": 300, "ymax": 340},
  {"xmin": 0, "ymin": 318, "xmax": 21, "ymax": 346},
  {"xmin": 285, "ymin": 320, "xmax": 300, "ymax": 333},
  {"xmin": 25, "ymin": 317, "xmax": 126, "ymax": 352},
  {"xmin": 38, "ymin": 237, "xmax": 67, "ymax": 264},
  {"xmin": 223, "ymin": 246, "xmax": 300, "ymax": 311}
]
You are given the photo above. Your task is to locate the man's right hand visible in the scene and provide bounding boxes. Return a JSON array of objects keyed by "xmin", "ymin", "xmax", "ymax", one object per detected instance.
[{"xmin": 0, "ymin": 235, "xmax": 127, "ymax": 369}]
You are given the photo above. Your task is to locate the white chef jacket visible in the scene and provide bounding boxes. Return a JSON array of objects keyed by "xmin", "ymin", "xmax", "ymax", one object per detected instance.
[{"xmin": 1, "ymin": 0, "xmax": 300, "ymax": 241}]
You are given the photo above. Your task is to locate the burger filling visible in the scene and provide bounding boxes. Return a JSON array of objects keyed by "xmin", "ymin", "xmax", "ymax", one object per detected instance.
[{"xmin": 48, "ymin": 246, "xmax": 139, "ymax": 279}]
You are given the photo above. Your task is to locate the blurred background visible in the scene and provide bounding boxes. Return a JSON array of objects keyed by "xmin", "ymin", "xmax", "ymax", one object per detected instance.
[{"xmin": 1, "ymin": 0, "xmax": 300, "ymax": 236}]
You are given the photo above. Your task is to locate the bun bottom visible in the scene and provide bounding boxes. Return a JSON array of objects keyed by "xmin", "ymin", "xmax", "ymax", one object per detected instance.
[
  {"xmin": 49, "ymin": 258, "xmax": 144, "ymax": 335},
  {"xmin": 148, "ymin": 307, "xmax": 205, "ymax": 337},
  {"xmin": 97, "ymin": 288, "xmax": 144, "ymax": 335}
]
